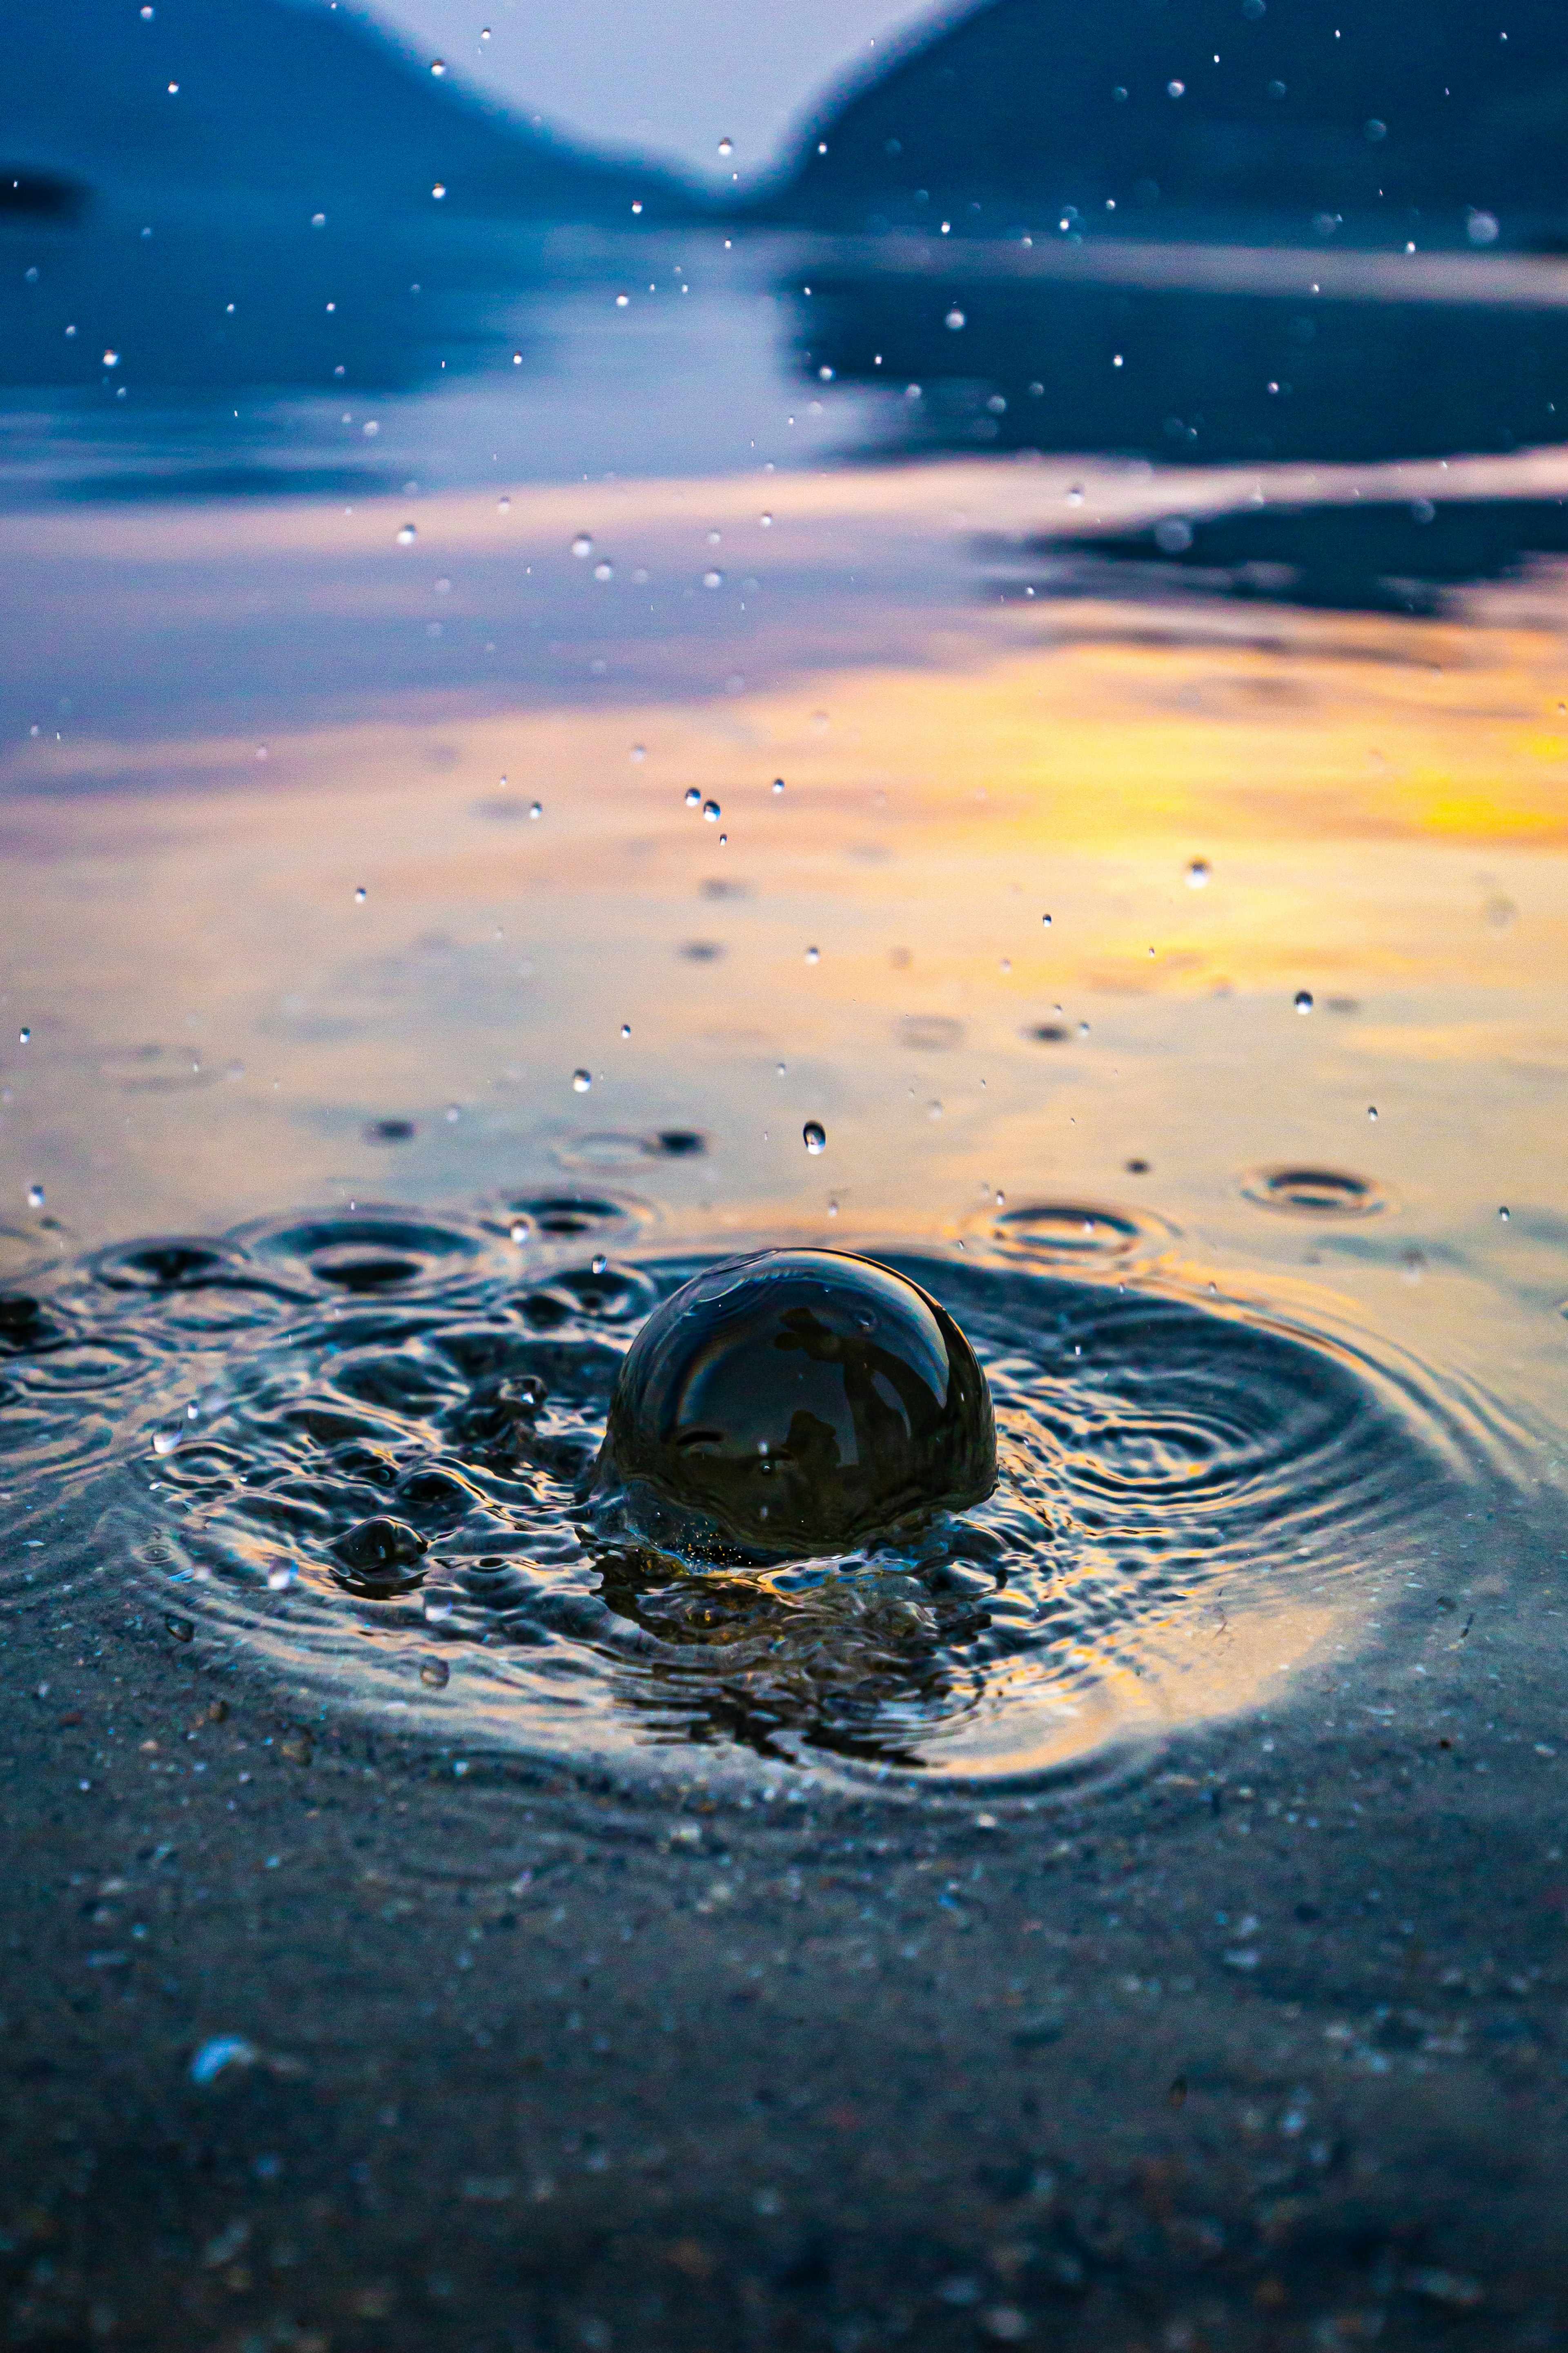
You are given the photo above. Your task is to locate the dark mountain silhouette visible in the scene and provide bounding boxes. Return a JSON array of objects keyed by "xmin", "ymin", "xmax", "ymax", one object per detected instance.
[
  {"xmin": 1, "ymin": 0, "xmax": 695, "ymax": 227},
  {"xmin": 766, "ymin": 0, "xmax": 1568, "ymax": 249}
]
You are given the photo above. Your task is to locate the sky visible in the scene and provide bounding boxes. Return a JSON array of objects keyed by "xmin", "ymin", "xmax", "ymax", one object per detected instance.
[{"xmin": 357, "ymin": 0, "xmax": 947, "ymax": 185}]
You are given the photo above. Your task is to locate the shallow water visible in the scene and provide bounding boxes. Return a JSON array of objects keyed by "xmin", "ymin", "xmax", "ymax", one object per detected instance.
[{"xmin": 5, "ymin": 230, "xmax": 1568, "ymax": 1800}]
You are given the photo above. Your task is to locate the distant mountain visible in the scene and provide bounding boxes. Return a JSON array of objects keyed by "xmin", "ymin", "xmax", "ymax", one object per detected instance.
[
  {"xmin": 766, "ymin": 0, "xmax": 1568, "ymax": 248},
  {"xmin": 0, "ymin": 0, "xmax": 696, "ymax": 225}
]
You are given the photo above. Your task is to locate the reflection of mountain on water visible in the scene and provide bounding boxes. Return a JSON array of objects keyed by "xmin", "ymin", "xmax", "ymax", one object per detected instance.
[
  {"xmin": 785, "ymin": 259, "xmax": 1568, "ymax": 465},
  {"xmin": 0, "ymin": 0, "xmax": 699, "ymax": 397},
  {"xmin": 768, "ymin": 0, "xmax": 1568, "ymax": 251},
  {"xmin": 984, "ymin": 496, "xmax": 1568, "ymax": 618}
]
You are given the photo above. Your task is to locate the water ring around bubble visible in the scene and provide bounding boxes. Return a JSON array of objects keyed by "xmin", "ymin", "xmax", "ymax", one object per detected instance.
[{"xmin": 0, "ymin": 1200, "xmax": 1519, "ymax": 1791}]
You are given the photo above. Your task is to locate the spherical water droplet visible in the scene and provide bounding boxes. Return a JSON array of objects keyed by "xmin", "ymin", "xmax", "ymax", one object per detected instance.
[
  {"xmin": 572, "ymin": 1069, "xmax": 592, "ymax": 1093},
  {"xmin": 396, "ymin": 523, "xmax": 416, "ymax": 545},
  {"xmin": 265, "ymin": 1562, "xmax": 294, "ymax": 1592},
  {"xmin": 26, "ymin": 1183, "xmax": 45, "ymax": 1208},
  {"xmin": 353, "ymin": 886, "xmax": 367, "ymax": 903},
  {"xmin": 152, "ymin": 1429, "xmax": 181, "ymax": 1456},
  {"xmin": 1367, "ymin": 1104, "xmax": 1378, "ymax": 1120},
  {"xmin": 430, "ymin": 56, "xmax": 447, "ymax": 74},
  {"xmin": 804, "ymin": 945, "xmax": 820, "ymax": 966},
  {"xmin": 572, "ymin": 534, "xmax": 593, "ymax": 558},
  {"xmin": 803, "ymin": 1120, "xmax": 826, "ymax": 1153},
  {"xmin": 529, "ymin": 801, "xmax": 542, "ymax": 819},
  {"xmin": 1167, "ymin": 77, "xmax": 1186, "ymax": 95},
  {"xmin": 615, "ymin": 293, "xmax": 630, "ymax": 308},
  {"xmin": 685, "ymin": 787, "xmax": 702, "ymax": 807},
  {"xmin": 702, "ymin": 799, "xmax": 721, "ymax": 822},
  {"xmin": 631, "ymin": 744, "xmax": 646, "ymax": 763},
  {"xmin": 1498, "ymin": 1204, "xmax": 1511, "ymax": 1222},
  {"xmin": 593, "ymin": 561, "xmax": 613, "ymax": 581},
  {"xmin": 18, "ymin": 1028, "xmax": 31, "ymax": 1044},
  {"xmin": 431, "ymin": 183, "xmax": 447, "ymax": 201},
  {"xmin": 621, "ymin": 1023, "xmax": 632, "ymax": 1039},
  {"xmin": 772, "ymin": 776, "xmax": 785, "ymax": 794},
  {"xmin": 509, "ymin": 1218, "xmax": 532, "ymax": 1246},
  {"xmin": 1041, "ymin": 913, "xmax": 1052, "ymax": 928},
  {"xmin": 717, "ymin": 137, "xmax": 734, "ymax": 157},
  {"xmin": 945, "ymin": 309, "xmax": 966, "ymax": 331},
  {"xmin": 702, "ymin": 570, "xmax": 723, "ymax": 589},
  {"xmin": 1294, "ymin": 990, "xmax": 1314, "ymax": 1014},
  {"xmin": 102, "ymin": 350, "xmax": 119, "ymax": 368},
  {"xmin": 594, "ymin": 1248, "xmax": 996, "ymax": 1559},
  {"xmin": 1185, "ymin": 858, "xmax": 1211, "ymax": 888},
  {"xmin": 760, "ymin": 512, "xmax": 773, "ymax": 527},
  {"xmin": 420, "ymin": 1657, "xmax": 451, "ymax": 1687}
]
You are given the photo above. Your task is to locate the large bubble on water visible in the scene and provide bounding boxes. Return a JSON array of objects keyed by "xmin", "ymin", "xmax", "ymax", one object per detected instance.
[{"xmin": 593, "ymin": 1249, "xmax": 996, "ymax": 1560}]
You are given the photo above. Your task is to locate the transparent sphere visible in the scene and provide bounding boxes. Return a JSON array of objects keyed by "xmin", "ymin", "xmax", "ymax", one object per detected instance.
[{"xmin": 595, "ymin": 1249, "xmax": 996, "ymax": 1560}]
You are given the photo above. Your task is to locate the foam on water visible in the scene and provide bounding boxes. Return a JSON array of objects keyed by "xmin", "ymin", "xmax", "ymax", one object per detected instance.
[{"xmin": 0, "ymin": 1194, "xmax": 1520, "ymax": 1791}]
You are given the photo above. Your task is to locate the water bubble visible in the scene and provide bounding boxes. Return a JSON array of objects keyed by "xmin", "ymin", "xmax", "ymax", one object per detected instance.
[
  {"xmin": 1155, "ymin": 517, "xmax": 1194, "ymax": 553},
  {"xmin": 803, "ymin": 1120, "xmax": 826, "ymax": 1153},
  {"xmin": 1467, "ymin": 210, "xmax": 1500, "ymax": 245},
  {"xmin": 593, "ymin": 1249, "xmax": 995, "ymax": 1559},
  {"xmin": 420, "ymin": 1657, "xmax": 451, "ymax": 1688},
  {"xmin": 804, "ymin": 945, "xmax": 820, "ymax": 965},
  {"xmin": 1294, "ymin": 990, "xmax": 1314, "ymax": 1014},
  {"xmin": 685, "ymin": 787, "xmax": 702, "ymax": 807},
  {"xmin": 572, "ymin": 534, "xmax": 593, "ymax": 558},
  {"xmin": 1167, "ymin": 77, "xmax": 1185, "ymax": 95},
  {"xmin": 353, "ymin": 885, "xmax": 367, "ymax": 904},
  {"xmin": 396, "ymin": 522, "xmax": 416, "ymax": 545},
  {"xmin": 702, "ymin": 799, "xmax": 721, "ymax": 822},
  {"xmin": 945, "ymin": 309, "xmax": 966, "ymax": 331},
  {"xmin": 772, "ymin": 777, "xmax": 785, "ymax": 794},
  {"xmin": 572, "ymin": 1069, "xmax": 592, "ymax": 1093},
  {"xmin": 1185, "ymin": 858, "xmax": 1211, "ymax": 888},
  {"xmin": 25, "ymin": 1183, "xmax": 43, "ymax": 1208},
  {"xmin": 480, "ymin": 26, "xmax": 491, "ymax": 39},
  {"xmin": 615, "ymin": 293, "xmax": 629, "ymax": 308}
]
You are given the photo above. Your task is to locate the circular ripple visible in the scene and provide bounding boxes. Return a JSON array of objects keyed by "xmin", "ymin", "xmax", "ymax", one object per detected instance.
[
  {"xmin": 1242, "ymin": 1166, "xmax": 1394, "ymax": 1219},
  {"xmin": 46, "ymin": 1228, "xmax": 1497, "ymax": 1789},
  {"xmin": 233, "ymin": 1206, "xmax": 514, "ymax": 1298},
  {"xmin": 964, "ymin": 1200, "xmax": 1176, "ymax": 1267},
  {"xmin": 493, "ymin": 1192, "xmax": 648, "ymax": 1247}
]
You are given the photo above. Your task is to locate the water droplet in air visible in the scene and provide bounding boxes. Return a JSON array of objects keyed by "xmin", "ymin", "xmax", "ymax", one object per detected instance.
[
  {"xmin": 804, "ymin": 945, "xmax": 820, "ymax": 965},
  {"xmin": 703, "ymin": 570, "xmax": 723, "ymax": 589},
  {"xmin": 1294, "ymin": 990, "xmax": 1314, "ymax": 1014},
  {"xmin": 621, "ymin": 1024, "xmax": 631, "ymax": 1039},
  {"xmin": 572, "ymin": 534, "xmax": 593, "ymax": 558},
  {"xmin": 421, "ymin": 1657, "xmax": 450, "ymax": 1687},
  {"xmin": 702, "ymin": 799, "xmax": 721, "ymax": 822},
  {"xmin": 772, "ymin": 777, "xmax": 785, "ymax": 794},
  {"xmin": 396, "ymin": 523, "xmax": 416, "ymax": 545},
  {"xmin": 718, "ymin": 138, "xmax": 734, "ymax": 157},
  {"xmin": 685, "ymin": 788, "xmax": 702, "ymax": 807},
  {"xmin": 631, "ymin": 744, "xmax": 646, "ymax": 762},
  {"xmin": 1498, "ymin": 1205, "xmax": 1510, "ymax": 1222},
  {"xmin": 353, "ymin": 886, "xmax": 366, "ymax": 903},
  {"xmin": 1041, "ymin": 914, "xmax": 1052, "ymax": 928},
  {"xmin": 431, "ymin": 183, "xmax": 447, "ymax": 201},
  {"xmin": 945, "ymin": 309, "xmax": 966, "ymax": 331},
  {"xmin": 529, "ymin": 801, "xmax": 542, "ymax": 819},
  {"xmin": 572, "ymin": 1069, "xmax": 592, "ymax": 1093},
  {"xmin": 1185, "ymin": 858, "xmax": 1211, "ymax": 888},
  {"xmin": 760, "ymin": 511, "xmax": 773, "ymax": 527},
  {"xmin": 265, "ymin": 1561, "xmax": 294, "ymax": 1592},
  {"xmin": 102, "ymin": 350, "xmax": 119, "ymax": 368},
  {"xmin": 152, "ymin": 1429, "xmax": 181, "ymax": 1456},
  {"xmin": 803, "ymin": 1120, "xmax": 826, "ymax": 1153},
  {"xmin": 26, "ymin": 1183, "xmax": 44, "ymax": 1208},
  {"xmin": 1367, "ymin": 1105, "xmax": 1378, "ymax": 1120},
  {"xmin": 593, "ymin": 561, "xmax": 613, "ymax": 581},
  {"xmin": 1167, "ymin": 77, "xmax": 1185, "ymax": 95}
]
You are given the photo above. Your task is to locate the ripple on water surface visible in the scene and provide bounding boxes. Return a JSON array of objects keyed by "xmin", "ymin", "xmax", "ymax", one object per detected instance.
[{"xmin": 9, "ymin": 1197, "xmax": 1500, "ymax": 1787}]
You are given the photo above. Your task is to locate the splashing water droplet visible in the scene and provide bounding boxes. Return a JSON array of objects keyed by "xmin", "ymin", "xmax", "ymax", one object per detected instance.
[
  {"xmin": 702, "ymin": 799, "xmax": 721, "ymax": 822},
  {"xmin": 631, "ymin": 744, "xmax": 646, "ymax": 762},
  {"xmin": 1186, "ymin": 858, "xmax": 1211, "ymax": 888},
  {"xmin": 594, "ymin": 561, "xmax": 613, "ymax": 581},
  {"xmin": 529, "ymin": 801, "xmax": 542, "ymax": 819},
  {"xmin": 572, "ymin": 534, "xmax": 593, "ymax": 558},
  {"xmin": 1367, "ymin": 1105, "xmax": 1378, "ymax": 1120},
  {"xmin": 1499, "ymin": 1205, "xmax": 1511, "ymax": 1222},
  {"xmin": 620, "ymin": 1024, "xmax": 632, "ymax": 1039},
  {"xmin": 19, "ymin": 1027, "xmax": 31, "ymax": 1044},
  {"xmin": 353, "ymin": 886, "xmax": 366, "ymax": 904},
  {"xmin": 803, "ymin": 1120, "xmax": 826, "ymax": 1153},
  {"xmin": 684, "ymin": 787, "xmax": 702, "ymax": 807},
  {"xmin": 572, "ymin": 1069, "xmax": 592, "ymax": 1094},
  {"xmin": 804, "ymin": 945, "xmax": 820, "ymax": 966},
  {"xmin": 396, "ymin": 522, "xmax": 416, "ymax": 545},
  {"xmin": 430, "ymin": 56, "xmax": 447, "ymax": 74},
  {"xmin": 1294, "ymin": 990, "xmax": 1314, "ymax": 1014},
  {"xmin": 772, "ymin": 776, "xmax": 785, "ymax": 794},
  {"xmin": 1041, "ymin": 914, "xmax": 1052, "ymax": 928},
  {"xmin": 26, "ymin": 1183, "xmax": 45, "ymax": 1208},
  {"xmin": 265, "ymin": 1561, "xmax": 294, "ymax": 1592},
  {"xmin": 152, "ymin": 1428, "xmax": 181, "ymax": 1456}
]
